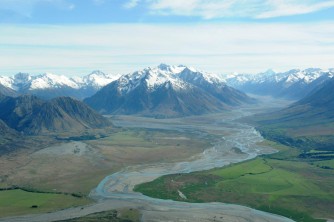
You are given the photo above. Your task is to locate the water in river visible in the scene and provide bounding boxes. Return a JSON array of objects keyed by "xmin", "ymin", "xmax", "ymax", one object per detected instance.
[{"xmin": 89, "ymin": 108, "xmax": 294, "ymax": 222}]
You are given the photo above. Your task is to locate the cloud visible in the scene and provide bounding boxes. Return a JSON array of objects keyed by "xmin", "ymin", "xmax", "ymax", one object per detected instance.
[
  {"xmin": 0, "ymin": 0, "xmax": 75, "ymax": 17},
  {"xmin": 257, "ymin": 0, "xmax": 334, "ymax": 18},
  {"xmin": 124, "ymin": 0, "xmax": 334, "ymax": 19},
  {"xmin": 123, "ymin": 0, "xmax": 141, "ymax": 9},
  {"xmin": 0, "ymin": 22, "xmax": 333, "ymax": 75}
]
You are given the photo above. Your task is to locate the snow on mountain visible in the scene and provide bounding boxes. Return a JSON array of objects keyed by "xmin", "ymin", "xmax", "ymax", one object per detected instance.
[
  {"xmin": 0, "ymin": 76, "xmax": 14, "ymax": 89},
  {"xmin": 157, "ymin": 63, "xmax": 188, "ymax": 74},
  {"xmin": 282, "ymin": 69, "xmax": 324, "ymax": 86},
  {"xmin": 82, "ymin": 70, "xmax": 120, "ymax": 89},
  {"xmin": 84, "ymin": 64, "xmax": 254, "ymax": 117},
  {"xmin": 29, "ymin": 73, "xmax": 80, "ymax": 90},
  {"xmin": 225, "ymin": 68, "xmax": 334, "ymax": 99},
  {"xmin": 115, "ymin": 63, "xmax": 229, "ymax": 95},
  {"xmin": 179, "ymin": 67, "xmax": 223, "ymax": 86},
  {"xmin": 227, "ymin": 68, "xmax": 329, "ymax": 86},
  {"xmin": 117, "ymin": 64, "xmax": 191, "ymax": 95},
  {"xmin": 0, "ymin": 70, "xmax": 119, "ymax": 99},
  {"xmin": 0, "ymin": 70, "xmax": 118, "ymax": 91}
]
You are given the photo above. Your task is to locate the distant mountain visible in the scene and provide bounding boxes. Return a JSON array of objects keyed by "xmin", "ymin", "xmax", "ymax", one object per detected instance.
[
  {"xmin": 225, "ymin": 68, "xmax": 334, "ymax": 99},
  {"xmin": 0, "ymin": 71, "xmax": 120, "ymax": 100},
  {"xmin": 0, "ymin": 95, "xmax": 111, "ymax": 135},
  {"xmin": 84, "ymin": 64, "xmax": 254, "ymax": 117}
]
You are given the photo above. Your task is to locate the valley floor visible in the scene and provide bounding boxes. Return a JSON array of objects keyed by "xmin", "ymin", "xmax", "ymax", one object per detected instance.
[{"xmin": 0, "ymin": 97, "xmax": 305, "ymax": 222}]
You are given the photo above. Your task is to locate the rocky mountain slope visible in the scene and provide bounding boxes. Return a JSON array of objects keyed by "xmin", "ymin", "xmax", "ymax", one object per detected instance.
[
  {"xmin": 260, "ymin": 78, "xmax": 334, "ymax": 121},
  {"xmin": 0, "ymin": 95, "xmax": 111, "ymax": 135},
  {"xmin": 0, "ymin": 84, "xmax": 19, "ymax": 97},
  {"xmin": 253, "ymin": 78, "xmax": 334, "ymax": 151}
]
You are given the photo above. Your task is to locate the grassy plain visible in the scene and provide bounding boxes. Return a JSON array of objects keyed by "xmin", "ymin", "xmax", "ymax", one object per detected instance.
[
  {"xmin": 0, "ymin": 125, "xmax": 210, "ymax": 218},
  {"xmin": 135, "ymin": 140, "xmax": 334, "ymax": 222},
  {"xmin": 0, "ymin": 189, "xmax": 89, "ymax": 218}
]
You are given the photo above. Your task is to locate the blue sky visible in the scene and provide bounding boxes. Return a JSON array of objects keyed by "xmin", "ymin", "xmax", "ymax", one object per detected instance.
[{"xmin": 0, "ymin": 0, "xmax": 334, "ymax": 76}]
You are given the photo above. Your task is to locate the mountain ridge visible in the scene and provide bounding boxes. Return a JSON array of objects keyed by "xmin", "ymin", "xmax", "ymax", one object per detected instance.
[
  {"xmin": 84, "ymin": 64, "xmax": 254, "ymax": 117},
  {"xmin": 0, "ymin": 94, "xmax": 111, "ymax": 135}
]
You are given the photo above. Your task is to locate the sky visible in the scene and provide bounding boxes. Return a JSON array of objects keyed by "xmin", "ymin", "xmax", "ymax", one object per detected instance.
[{"xmin": 0, "ymin": 0, "xmax": 334, "ymax": 76}]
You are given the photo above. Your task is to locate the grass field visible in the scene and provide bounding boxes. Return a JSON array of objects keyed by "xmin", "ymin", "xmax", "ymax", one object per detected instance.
[
  {"xmin": 59, "ymin": 208, "xmax": 140, "ymax": 222},
  {"xmin": 313, "ymin": 159, "xmax": 334, "ymax": 169},
  {"xmin": 135, "ymin": 140, "xmax": 334, "ymax": 222},
  {"xmin": 0, "ymin": 189, "xmax": 89, "ymax": 218}
]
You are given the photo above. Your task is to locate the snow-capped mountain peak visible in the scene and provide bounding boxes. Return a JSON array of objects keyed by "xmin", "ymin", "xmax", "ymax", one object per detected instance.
[
  {"xmin": 146, "ymin": 67, "xmax": 189, "ymax": 91},
  {"xmin": 27, "ymin": 73, "xmax": 80, "ymax": 90},
  {"xmin": 179, "ymin": 67, "xmax": 222, "ymax": 85},
  {"xmin": 262, "ymin": 69, "xmax": 277, "ymax": 76},
  {"xmin": 0, "ymin": 70, "xmax": 121, "ymax": 99},
  {"xmin": 117, "ymin": 65, "xmax": 191, "ymax": 95},
  {"xmin": 225, "ymin": 67, "xmax": 334, "ymax": 99},
  {"xmin": 82, "ymin": 70, "xmax": 119, "ymax": 88},
  {"xmin": 84, "ymin": 64, "xmax": 254, "ymax": 117},
  {"xmin": 157, "ymin": 63, "xmax": 187, "ymax": 74}
]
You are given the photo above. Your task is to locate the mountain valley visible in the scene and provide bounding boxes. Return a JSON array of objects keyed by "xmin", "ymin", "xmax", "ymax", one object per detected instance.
[{"xmin": 1, "ymin": 64, "xmax": 334, "ymax": 222}]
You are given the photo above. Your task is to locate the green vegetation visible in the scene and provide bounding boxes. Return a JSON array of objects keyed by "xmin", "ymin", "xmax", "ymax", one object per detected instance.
[
  {"xmin": 0, "ymin": 189, "xmax": 89, "ymax": 218},
  {"xmin": 313, "ymin": 159, "xmax": 334, "ymax": 169},
  {"xmin": 59, "ymin": 208, "xmax": 140, "ymax": 222},
  {"xmin": 253, "ymin": 107, "xmax": 334, "ymax": 154},
  {"xmin": 135, "ymin": 140, "xmax": 334, "ymax": 222},
  {"xmin": 258, "ymin": 127, "xmax": 334, "ymax": 153}
]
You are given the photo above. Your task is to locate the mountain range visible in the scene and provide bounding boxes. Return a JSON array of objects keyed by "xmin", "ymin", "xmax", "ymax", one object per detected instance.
[
  {"xmin": 0, "ymin": 94, "xmax": 111, "ymax": 135},
  {"xmin": 0, "ymin": 71, "xmax": 120, "ymax": 100},
  {"xmin": 2, "ymin": 66, "xmax": 333, "ymax": 102},
  {"xmin": 224, "ymin": 68, "xmax": 334, "ymax": 99},
  {"xmin": 84, "ymin": 64, "xmax": 255, "ymax": 117}
]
